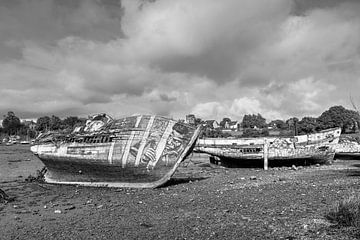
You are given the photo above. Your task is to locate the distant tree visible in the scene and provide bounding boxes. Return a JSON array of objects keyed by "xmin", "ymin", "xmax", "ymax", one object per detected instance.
[
  {"xmin": 194, "ymin": 117, "xmax": 204, "ymax": 127},
  {"xmin": 36, "ymin": 116, "xmax": 51, "ymax": 132},
  {"xmin": 268, "ymin": 119, "xmax": 287, "ymax": 130},
  {"xmin": 2, "ymin": 111, "xmax": 21, "ymax": 135},
  {"xmin": 201, "ymin": 128, "xmax": 228, "ymax": 138},
  {"xmin": 284, "ymin": 117, "xmax": 299, "ymax": 135},
  {"xmin": 242, "ymin": 128, "xmax": 269, "ymax": 137},
  {"xmin": 317, "ymin": 106, "xmax": 360, "ymax": 132},
  {"xmin": 220, "ymin": 117, "xmax": 231, "ymax": 128},
  {"xmin": 49, "ymin": 115, "xmax": 62, "ymax": 130},
  {"xmin": 242, "ymin": 114, "xmax": 266, "ymax": 129},
  {"xmin": 297, "ymin": 117, "xmax": 318, "ymax": 134},
  {"xmin": 63, "ymin": 116, "xmax": 82, "ymax": 129}
]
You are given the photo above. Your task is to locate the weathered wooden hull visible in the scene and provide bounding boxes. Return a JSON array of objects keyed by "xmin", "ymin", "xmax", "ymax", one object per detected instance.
[
  {"xmin": 31, "ymin": 115, "xmax": 201, "ymax": 188},
  {"xmin": 195, "ymin": 128, "xmax": 341, "ymax": 164},
  {"xmin": 334, "ymin": 137, "xmax": 360, "ymax": 159}
]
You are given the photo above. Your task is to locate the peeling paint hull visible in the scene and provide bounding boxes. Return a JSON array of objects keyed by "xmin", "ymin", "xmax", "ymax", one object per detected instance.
[
  {"xmin": 334, "ymin": 137, "xmax": 360, "ymax": 159},
  {"xmin": 195, "ymin": 128, "xmax": 341, "ymax": 164},
  {"xmin": 31, "ymin": 115, "xmax": 201, "ymax": 188}
]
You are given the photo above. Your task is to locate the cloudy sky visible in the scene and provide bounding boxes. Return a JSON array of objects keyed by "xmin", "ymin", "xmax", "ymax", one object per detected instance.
[{"xmin": 1, "ymin": 0, "xmax": 360, "ymax": 122}]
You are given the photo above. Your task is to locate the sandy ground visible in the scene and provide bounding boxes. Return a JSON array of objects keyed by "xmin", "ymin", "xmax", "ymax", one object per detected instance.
[{"xmin": 1, "ymin": 145, "xmax": 360, "ymax": 240}]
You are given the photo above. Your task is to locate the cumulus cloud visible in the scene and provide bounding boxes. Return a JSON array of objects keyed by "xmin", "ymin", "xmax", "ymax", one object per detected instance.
[{"xmin": 0, "ymin": 0, "xmax": 360, "ymax": 122}]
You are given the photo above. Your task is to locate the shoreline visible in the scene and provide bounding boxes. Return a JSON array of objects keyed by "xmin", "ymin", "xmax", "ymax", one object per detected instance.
[{"xmin": 1, "ymin": 145, "xmax": 360, "ymax": 239}]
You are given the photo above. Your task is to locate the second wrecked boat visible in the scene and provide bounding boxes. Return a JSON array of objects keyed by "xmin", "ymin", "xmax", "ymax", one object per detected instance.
[
  {"xmin": 335, "ymin": 136, "xmax": 360, "ymax": 158},
  {"xmin": 31, "ymin": 114, "xmax": 201, "ymax": 188},
  {"xmin": 195, "ymin": 128, "xmax": 341, "ymax": 166}
]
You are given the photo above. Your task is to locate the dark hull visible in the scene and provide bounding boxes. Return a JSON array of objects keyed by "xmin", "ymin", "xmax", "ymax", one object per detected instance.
[{"xmin": 335, "ymin": 152, "xmax": 360, "ymax": 160}]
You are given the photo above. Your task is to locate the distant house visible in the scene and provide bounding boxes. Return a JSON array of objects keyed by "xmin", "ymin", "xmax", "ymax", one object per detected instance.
[
  {"xmin": 185, "ymin": 114, "xmax": 196, "ymax": 125},
  {"xmin": 223, "ymin": 121, "xmax": 230, "ymax": 129},
  {"xmin": 229, "ymin": 121, "xmax": 241, "ymax": 131},
  {"xmin": 22, "ymin": 120, "xmax": 36, "ymax": 130},
  {"xmin": 204, "ymin": 120, "xmax": 220, "ymax": 129}
]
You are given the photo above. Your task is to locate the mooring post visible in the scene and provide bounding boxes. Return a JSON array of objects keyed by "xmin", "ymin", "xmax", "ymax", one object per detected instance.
[{"xmin": 263, "ymin": 139, "xmax": 268, "ymax": 170}]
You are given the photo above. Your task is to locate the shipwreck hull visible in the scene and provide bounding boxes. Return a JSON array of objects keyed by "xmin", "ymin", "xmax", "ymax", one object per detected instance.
[
  {"xmin": 334, "ymin": 137, "xmax": 360, "ymax": 159},
  {"xmin": 31, "ymin": 115, "xmax": 201, "ymax": 188},
  {"xmin": 195, "ymin": 128, "xmax": 341, "ymax": 166},
  {"xmin": 198, "ymin": 146, "xmax": 335, "ymax": 163}
]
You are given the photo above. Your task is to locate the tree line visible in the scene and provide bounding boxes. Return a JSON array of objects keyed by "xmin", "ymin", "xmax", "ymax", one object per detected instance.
[
  {"xmin": 1, "ymin": 105, "xmax": 359, "ymax": 139},
  {"xmin": 197, "ymin": 105, "xmax": 360, "ymax": 137},
  {"xmin": 1, "ymin": 111, "xmax": 85, "ymax": 138}
]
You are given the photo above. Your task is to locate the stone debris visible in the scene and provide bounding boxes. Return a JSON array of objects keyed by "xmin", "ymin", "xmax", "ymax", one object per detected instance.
[{"xmin": 65, "ymin": 205, "xmax": 76, "ymax": 210}]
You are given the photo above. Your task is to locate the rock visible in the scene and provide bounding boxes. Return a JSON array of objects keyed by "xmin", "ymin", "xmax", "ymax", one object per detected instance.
[
  {"xmin": 54, "ymin": 209, "xmax": 62, "ymax": 214},
  {"xmin": 139, "ymin": 222, "xmax": 153, "ymax": 228},
  {"xmin": 241, "ymin": 215, "xmax": 251, "ymax": 221},
  {"xmin": 250, "ymin": 176, "xmax": 257, "ymax": 180},
  {"xmin": 315, "ymin": 164, "xmax": 320, "ymax": 167},
  {"xmin": 291, "ymin": 165, "xmax": 297, "ymax": 171},
  {"xmin": 65, "ymin": 205, "xmax": 76, "ymax": 210}
]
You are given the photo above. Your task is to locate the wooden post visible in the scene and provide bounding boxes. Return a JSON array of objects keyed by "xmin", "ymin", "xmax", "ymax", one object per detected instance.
[{"xmin": 263, "ymin": 139, "xmax": 268, "ymax": 170}]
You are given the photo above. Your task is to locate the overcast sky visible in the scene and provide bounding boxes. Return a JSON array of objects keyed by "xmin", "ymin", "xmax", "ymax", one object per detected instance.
[{"xmin": 1, "ymin": 0, "xmax": 360, "ymax": 121}]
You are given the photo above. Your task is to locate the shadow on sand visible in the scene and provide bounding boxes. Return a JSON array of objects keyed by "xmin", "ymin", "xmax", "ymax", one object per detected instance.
[
  {"xmin": 335, "ymin": 154, "xmax": 360, "ymax": 160},
  {"xmin": 218, "ymin": 157, "xmax": 319, "ymax": 168},
  {"xmin": 162, "ymin": 177, "xmax": 209, "ymax": 187},
  {"xmin": 343, "ymin": 162, "xmax": 360, "ymax": 177}
]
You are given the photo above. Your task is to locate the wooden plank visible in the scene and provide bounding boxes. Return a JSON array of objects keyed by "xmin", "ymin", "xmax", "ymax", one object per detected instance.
[
  {"xmin": 147, "ymin": 121, "xmax": 176, "ymax": 170},
  {"xmin": 135, "ymin": 115, "xmax": 156, "ymax": 167},
  {"xmin": 107, "ymin": 142, "xmax": 116, "ymax": 164},
  {"xmin": 122, "ymin": 116, "xmax": 142, "ymax": 168},
  {"xmin": 263, "ymin": 139, "xmax": 268, "ymax": 170}
]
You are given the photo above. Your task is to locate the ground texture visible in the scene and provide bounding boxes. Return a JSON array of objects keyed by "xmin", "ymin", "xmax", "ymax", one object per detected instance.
[{"xmin": 1, "ymin": 145, "xmax": 360, "ymax": 240}]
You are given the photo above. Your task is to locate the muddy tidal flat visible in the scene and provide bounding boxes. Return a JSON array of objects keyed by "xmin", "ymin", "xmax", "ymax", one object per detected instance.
[{"xmin": 1, "ymin": 145, "xmax": 360, "ymax": 240}]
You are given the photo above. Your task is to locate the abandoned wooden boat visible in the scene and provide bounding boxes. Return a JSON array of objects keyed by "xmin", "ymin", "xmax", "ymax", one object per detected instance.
[
  {"xmin": 335, "ymin": 136, "xmax": 360, "ymax": 158},
  {"xmin": 195, "ymin": 128, "xmax": 341, "ymax": 166},
  {"xmin": 30, "ymin": 114, "xmax": 201, "ymax": 188}
]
